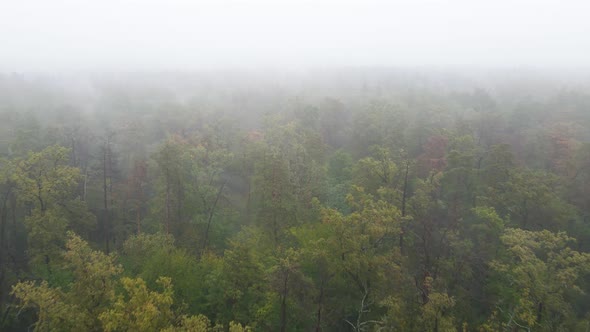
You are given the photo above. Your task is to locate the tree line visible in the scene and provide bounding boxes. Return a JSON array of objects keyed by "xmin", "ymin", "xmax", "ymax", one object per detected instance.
[{"xmin": 1, "ymin": 71, "xmax": 590, "ymax": 331}]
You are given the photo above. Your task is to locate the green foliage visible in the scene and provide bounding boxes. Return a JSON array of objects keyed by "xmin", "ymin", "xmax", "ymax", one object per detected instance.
[
  {"xmin": 121, "ymin": 233, "xmax": 208, "ymax": 315},
  {"xmin": 121, "ymin": 232, "xmax": 176, "ymax": 275},
  {"xmin": 63, "ymin": 232, "xmax": 122, "ymax": 318},
  {"xmin": 12, "ymin": 146, "xmax": 95, "ymax": 268},
  {"xmin": 326, "ymin": 150, "xmax": 353, "ymax": 212},
  {"xmin": 4, "ymin": 73, "xmax": 590, "ymax": 332},
  {"xmin": 99, "ymin": 277, "xmax": 175, "ymax": 331},
  {"xmin": 419, "ymin": 285, "xmax": 457, "ymax": 332},
  {"xmin": 14, "ymin": 145, "xmax": 80, "ymax": 210},
  {"xmin": 12, "ymin": 232, "xmax": 121, "ymax": 331},
  {"xmin": 488, "ymin": 228, "xmax": 590, "ymax": 330},
  {"xmin": 11, "ymin": 280, "xmax": 89, "ymax": 332},
  {"xmin": 491, "ymin": 169, "xmax": 576, "ymax": 230}
]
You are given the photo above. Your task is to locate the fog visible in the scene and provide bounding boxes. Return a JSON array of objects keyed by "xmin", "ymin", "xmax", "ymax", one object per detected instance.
[
  {"xmin": 2, "ymin": 0, "xmax": 590, "ymax": 72},
  {"xmin": 6, "ymin": 2, "xmax": 590, "ymax": 331}
]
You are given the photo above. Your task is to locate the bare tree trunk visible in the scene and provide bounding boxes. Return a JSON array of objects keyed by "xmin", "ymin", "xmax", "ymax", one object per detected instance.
[
  {"xmin": 280, "ymin": 269, "xmax": 289, "ymax": 332},
  {"xmin": 176, "ymin": 178, "xmax": 183, "ymax": 237},
  {"xmin": 202, "ymin": 182, "xmax": 226, "ymax": 253},
  {"xmin": 103, "ymin": 143, "xmax": 110, "ymax": 254},
  {"xmin": 400, "ymin": 161, "xmax": 410, "ymax": 254},
  {"xmin": 82, "ymin": 166, "xmax": 88, "ymax": 202},
  {"xmin": 108, "ymin": 147, "xmax": 115, "ymax": 247},
  {"xmin": 315, "ymin": 281, "xmax": 325, "ymax": 332},
  {"xmin": 0, "ymin": 186, "xmax": 11, "ymax": 306},
  {"xmin": 165, "ymin": 170, "xmax": 171, "ymax": 234},
  {"xmin": 136, "ymin": 201, "xmax": 141, "ymax": 234}
]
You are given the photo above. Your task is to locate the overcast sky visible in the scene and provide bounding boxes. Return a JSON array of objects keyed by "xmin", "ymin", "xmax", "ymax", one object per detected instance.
[{"xmin": 1, "ymin": 0, "xmax": 589, "ymax": 71}]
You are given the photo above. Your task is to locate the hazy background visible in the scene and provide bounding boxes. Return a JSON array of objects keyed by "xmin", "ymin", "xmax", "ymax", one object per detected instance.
[{"xmin": 1, "ymin": 0, "xmax": 590, "ymax": 72}]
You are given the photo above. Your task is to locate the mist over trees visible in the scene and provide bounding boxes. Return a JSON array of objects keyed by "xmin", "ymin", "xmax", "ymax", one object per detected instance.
[{"xmin": 1, "ymin": 69, "xmax": 590, "ymax": 331}]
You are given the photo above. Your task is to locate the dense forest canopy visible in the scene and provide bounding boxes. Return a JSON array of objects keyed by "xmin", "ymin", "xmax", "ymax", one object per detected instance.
[{"xmin": 1, "ymin": 69, "xmax": 590, "ymax": 331}]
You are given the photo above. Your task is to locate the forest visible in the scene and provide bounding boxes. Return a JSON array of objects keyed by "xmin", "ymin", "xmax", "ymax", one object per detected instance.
[{"xmin": 1, "ymin": 69, "xmax": 590, "ymax": 331}]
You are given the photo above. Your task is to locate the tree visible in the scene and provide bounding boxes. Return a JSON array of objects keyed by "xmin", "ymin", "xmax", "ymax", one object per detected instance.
[
  {"xmin": 13, "ymin": 146, "xmax": 94, "ymax": 268},
  {"xmin": 153, "ymin": 137, "xmax": 191, "ymax": 237},
  {"xmin": 352, "ymin": 146, "xmax": 398, "ymax": 198},
  {"xmin": 12, "ymin": 232, "xmax": 121, "ymax": 331},
  {"xmin": 326, "ymin": 150, "xmax": 353, "ymax": 212},
  {"xmin": 486, "ymin": 228, "xmax": 590, "ymax": 331},
  {"xmin": 11, "ymin": 280, "xmax": 88, "ymax": 332},
  {"xmin": 493, "ymin": 169, "xmax": 576, "ymax": 231},
  {"xmin": 99, "ymin": 277, "xmax": 175, "ymax": 332},
  {"xmin": 187, "ymin": 143, "xmax": 232, "ymax": 254},
  {"xmin": 125, "ymin": 158, "xmax": 148, "ymax": 234},
  {"xmin": 0, "ymin": 157, "xmax": 17, "ymax": 310},
  {"xmin": 211, "ymin": 228, "xmax": 267, "ymax": 327},
  {"xmin": 100, "ymin": 131, "xmax": 116, "ymax": 253},
  {"xmin": 318, "ymin": 186, "xmax": 403, "ymax": 331}
]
